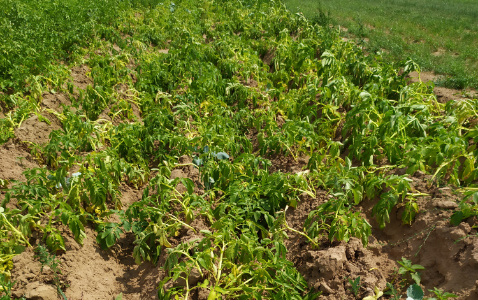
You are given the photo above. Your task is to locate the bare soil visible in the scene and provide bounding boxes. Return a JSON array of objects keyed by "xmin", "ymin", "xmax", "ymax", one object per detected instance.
[
  {"xmin": 0, "ymin": 140, "xmax": 39, "ymax": 184},
  {"xmin": 15, "ymin": 113, "xmax": 62, "ymax": 146}
]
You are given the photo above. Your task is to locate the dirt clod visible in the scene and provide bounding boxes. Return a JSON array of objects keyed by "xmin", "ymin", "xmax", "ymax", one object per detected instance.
[
  {"xmin": 434, "ymin": 199, "xmax": 459, "ymax": 209},
  {"xmin": 24, "ymin": 281, "xmax": 57, "ymax": 300}
]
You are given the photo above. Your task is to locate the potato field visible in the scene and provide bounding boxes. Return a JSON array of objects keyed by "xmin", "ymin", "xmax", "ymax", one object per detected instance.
[{"xmin": 0, "ymin": 0, "xmax": 477, "ymax": 299}]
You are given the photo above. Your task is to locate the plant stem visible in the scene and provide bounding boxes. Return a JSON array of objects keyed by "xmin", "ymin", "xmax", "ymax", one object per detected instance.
[{"xmin": 283, "ymin": 206, "xmax": 319, "ymax": 248}]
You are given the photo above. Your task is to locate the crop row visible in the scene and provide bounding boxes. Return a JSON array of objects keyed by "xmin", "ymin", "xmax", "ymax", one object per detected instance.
[{"xmin": 0, "ymin": 0, "xmax": 476, "ymax": 298}]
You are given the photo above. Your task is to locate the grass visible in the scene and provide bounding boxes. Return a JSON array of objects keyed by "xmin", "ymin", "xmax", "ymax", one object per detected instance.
[{"xmin": 282, "ymin": 0, "xmax": 478, "ymax": 89}]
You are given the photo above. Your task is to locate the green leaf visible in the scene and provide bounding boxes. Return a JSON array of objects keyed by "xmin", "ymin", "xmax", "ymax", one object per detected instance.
[
  {"xmin": 200, "ymin": 230, "xmax": 212, "ymax": 236},
  {"xmin": 461, "ymin": 158, "xmax": 474, "ymax": 180},
  {"xmin": 352, "ymin": 188, "xmax": 362, "ymax": 205},
  {"xmin": 123, "ymin": 220, "xmax": 132, "ymax": 231},
  {"xmin": 359, "ymin": 91, "xmax": 371, "ymax": 100},
  {"xmin": 69, "ymin": 218, "xmax": 86, "ymax": 245},
  {"xmin": 45, "ymin": 231, "xmax": 66, "ymax": 253},
  {"xmin": 214, "ymin": 286, "xmax": 228, "ymax": 294},
  {"xmin": 406, "ymin": 284, "xmax": 424, "ymax": 300},
  {"xmin": 198, "ymin": 279, "xmax": 210, "ymax": 288},
  {"xmin": 450, "ymin": 211, "xmax": 464, "ymax": 226},
  {"xmin": 411, "ymin": 264, "xmax": 424, "ymax": 270},
  {"xmin": 473, "ymin": 192, "xmax": 478, "ymax": 205},
  {"xmin": 106, "ymin": 231, "xmax": 116, "ymax": 248},
  {"xmin": 183, "ymin": 178, "xmax": 194, "ymax": 194},
  {"xmin": 13, "ymin": 245, "xmax": 26, "ymax": 254},
  {"xmin": 411, "ymin": 272, "xmax": 421, "ymax": 285}
]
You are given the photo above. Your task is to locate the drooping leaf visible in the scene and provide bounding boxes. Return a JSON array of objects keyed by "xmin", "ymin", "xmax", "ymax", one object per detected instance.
[{"xmin": 411, "ymin": 272, "xmax": 422, "ymax": 285}]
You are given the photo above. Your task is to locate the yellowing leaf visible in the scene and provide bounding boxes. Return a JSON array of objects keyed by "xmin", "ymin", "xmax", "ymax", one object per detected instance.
[{"xmin": 362, "ymin": 286, "xmax": 383, "ymax": 300}]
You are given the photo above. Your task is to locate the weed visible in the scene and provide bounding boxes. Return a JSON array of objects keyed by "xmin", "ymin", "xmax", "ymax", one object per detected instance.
[
  {"xmin": 34, "ymin": 245, "xmax": 67, "ymax": 300},
  {"xmin": 384, "ymin": 282, "xmax": 401, "ymax": 300},
  {"xmin": 397, "ymin": 257, "xmax": 424, "ymax": 285},
  {"xmin": 428, "ymin": 287, "xmax": 458, "ymax": 300},
  {"xmin": 15, "ymin": 157, "xmax": 25, "ymax": 167},
  {"xmin": 347, "ymin": 276, "xmax": 361, "ymax": 298}
]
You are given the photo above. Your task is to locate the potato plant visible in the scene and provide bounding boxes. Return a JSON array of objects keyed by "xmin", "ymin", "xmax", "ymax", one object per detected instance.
[{"xmin": 0, "ymin": 0, "xmax": 475, "ymax": 297}]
